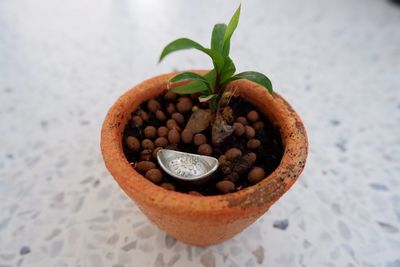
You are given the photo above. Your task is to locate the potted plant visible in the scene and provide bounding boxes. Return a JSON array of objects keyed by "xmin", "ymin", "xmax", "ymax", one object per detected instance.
[{"xmin": 101, "ymin": 5, "xmax": 308, "ymax": 246}]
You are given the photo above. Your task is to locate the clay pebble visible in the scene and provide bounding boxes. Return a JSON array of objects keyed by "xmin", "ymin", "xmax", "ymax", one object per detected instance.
[
  {"xmin": 247, "ymin": 110, "xmax": 259, "ymax": 122},
  {"xmin": 126, "ymin": 136, "xmax": 140, "ymax": 152},
  {"xmin": 155, "ymin": 110, "xmax": 167, "ymax": 122},
  {"xmin": 154, "ymin": 137, "xmax": 168, "ymax": 148},
  {"xmin": 161, "ymin": 182, "xmax": 176, "ymax": 191},
  {"xmin": 181, "ymin": 129, "xmax": 194, "ymax": 144},
  {"xmin": 166, "ymin": 119, "xmax": 180, "ymax": 131},
  {"xmin": 140, "ymin": 149, "xmax": 153, "ymax": 161},
  {"xmin": 233, "ymin": 122, "xmax": 245, "ymax": 136},
  {"xmin": 157, "ymin": 126, "xmax": 169, "ymax": 137},
  {"xmin": 197, "ymin": 144, "xmax": 213, "ymax": 156},
  {"xmin": 171, "ymin": 112, "xmax": 185, "ymax": 125},
  {"xmin": 141, "ymin": 139, "xmax": 155, "ymax": 151},
  {"xmin": 145, "ymin": 169, "xmax": 163, "ymax": 183},
  {"xmin": 193, "ymin": 134, "xmax": 207, "ymax": 146},
  {"xmin": 247, "ymin": 139, "xmax": 261, "ymax": 150},
  {"xmin": 176, "ymin": 97, "xmax": 193, "ymax": 113},
  {"xmin": 147, "ymin": 99, "xmax": 161, "ymax": 112},
  {"xmin": 166, "ymin": 103, "xmax": 176, "ymax": 114},
  {"xmin": 132, "ymin": 115, "xmax": 143, "ymax": 126},
  {"xmin": 216, "ymin": 180, "xmax": 235, "ymax": 194},
  {"xmin": 168, "ymin": 129, "xmax": 180, "ymax": 144},
  {"xmin": 144, "ymin": 126, "xmax": 157, "ymax": 139},
  {"xmin": 225, "ymin": 148, "xmax": 242, "ymax": 161},
  {"xmin": 245, "ymin": 125, "xmax": 256, "ymax": 139},
  {"xmin": 236, "ymin": 116, "xmax": 248, "ymax": 125},
  {"xmin": 248, "ymin": 167, "xmax": 265, "ymax": 185},
  {"xmin": 136, "ymin": 161, "xmax": 156, "ymax": 174}
]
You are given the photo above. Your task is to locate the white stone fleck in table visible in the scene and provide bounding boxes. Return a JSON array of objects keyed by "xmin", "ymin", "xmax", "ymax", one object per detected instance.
[{"xmin": 0, "ymin": 0, "xmax": 399, "ymax": 266}]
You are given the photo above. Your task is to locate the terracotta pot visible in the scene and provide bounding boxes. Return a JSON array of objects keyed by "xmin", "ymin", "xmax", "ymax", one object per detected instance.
[{"xmin": 101, "ymin": 71, "xmax": 308, "ymax": 246}]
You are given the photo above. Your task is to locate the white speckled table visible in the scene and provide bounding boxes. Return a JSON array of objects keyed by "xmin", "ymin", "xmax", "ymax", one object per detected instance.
[{"xmin": 1, "ymin": 0, "xmax": 400, "ymax": 266}]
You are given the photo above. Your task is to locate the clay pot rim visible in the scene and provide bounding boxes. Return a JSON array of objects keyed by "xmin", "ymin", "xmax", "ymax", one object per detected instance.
[{"xmin": 101, "ymin": 70, "xmax": 308, "ymax": 216}]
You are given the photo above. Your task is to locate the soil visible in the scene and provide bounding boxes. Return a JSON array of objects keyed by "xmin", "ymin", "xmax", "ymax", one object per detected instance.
[{"xmin": 122, "ymin": 90, "xmax": 284, "ymax": 196}]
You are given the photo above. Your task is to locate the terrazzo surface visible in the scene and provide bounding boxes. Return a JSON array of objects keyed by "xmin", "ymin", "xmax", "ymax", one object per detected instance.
[{"xmin": 1, "ymin": 0, "xmax": 400, "ymax": 266}]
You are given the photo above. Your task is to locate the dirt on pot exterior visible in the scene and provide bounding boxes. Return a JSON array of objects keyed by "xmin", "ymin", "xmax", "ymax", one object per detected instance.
[{"xmin": 123, "ymin": 88, "xmax": 283, "ymax": 196}]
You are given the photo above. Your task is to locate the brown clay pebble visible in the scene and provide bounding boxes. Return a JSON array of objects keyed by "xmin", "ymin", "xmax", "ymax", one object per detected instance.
[
  {"xmin": 161, "ymin": 182, "xmax": 175, "ymax": 191},
  {"xmin": 181, "ymin": 129, "xmax": 194, "ymax": 144},
  {"xmin": 164, "ymin": 91, "xmax": 177, "ymax": 100},
  {"xmin": 152, "ymin": 147, "xmax": 162, "ymax": 160},
  {"xmin": 232, "ymin": 159, "xmax": 251, "ymax": 174},
  {"xmin": 247, "ymin": 139, "xmax": 261, "ymax": 150},
  {"xmin": 247, "ymin": 152, "xmax": 257, "ymax": 164},
  {"xmin": 155, "ymin": 110, "xmax": 167, "ymax": 122},
  {"xmin": 245, "ymin": 126, "xmax": 256, "ymax": 139},
  {"xmin": 138, "ymin": 110, "xmax": 149, "ymax": 122},
  {"xmin": 197, "ymin": 144, "xmax": 212, "ymax": 156},
  {"xmin": 253, "ymin": 121, "xmax": 264, "ymax": 130},
  {"xmin": 216, "ymin": 180, "xmax": 235, "ymax": 194},
  {"xmin": 222, "ymin": 166, "xmax": 232, "ymax": 175},
  {"xmin": 225, "ymin": 148, "xmax": 242, "ymax": 161},
  {"xmin": 147, "ymin": 99, "xmax": 160, "ymax": 112},
  {"xmin": 135, "ymin": 161, "xmax": 156, "ymax": 174},
  {"xmin": 224, "ymin": 172, "xmax": 240, "ymax": 182},
  {"xmin": 176, "ymin": 97, "xmax": 193, "ymax": 113},
  {"xmin": 171, "ymin": 112, "xmax": 185, "ymax": 125},
  {"xmin": 193, "ymin": 133, "xmax": 207, "ymax": 146},
  {"xmin": 154, "ymin": 137, "xmax": 168, "ymax": 148},
  {"xmin": 233, "ymin": 122, "xmax": 245, "ymax": 136},
  {"xmin": 236, "ymin": 116, "xmax": 248, "ymax": 125},
  {"xmin": 166, "ymin": 119, "xmax": 180, "ymax": 130},
  {"xmin": 188, "ymin": 191, "xmax": 203, "ymax": 196},
  {"xmin": 166, "ymin": 103, "xmax": 176, "ymax": 114},
  {"xmin": 126, "ymin": 136, "xmax": 140, "ymax": 152},
  {"xmin": 144, "ymin": 126, "xmax": 157, "ymax": 139},
  {"xmin": 145, "ymin": 169, "xmax": 163, "ymax": 183},
  {"xmin": 140, "ymin": 149, "xmax": 153, "ymax": 161},
  {"xmin": 248, "ymin": 167, "xmax": 266, "ymax": 185},
  {"xmin": 131, "ymin": 116, "xmax": 143, "ymax": 126},
  {"xmin": 168, "ymin": 129, "xmax": 180, "ymax": 144},
  {"xmin": 141, "ymin": 139, "xmax": 155, "ymax": 151},
  {"xmin": 218, "ymin": 155, "xmax": 229, "ymax": 167},
  {"xmin": 157, "ymin": 126, "xmax": 169, "ymax": 137},
  {"xmin": 247, "ymin": 110, "xmax": 259, "ymax": 122}
]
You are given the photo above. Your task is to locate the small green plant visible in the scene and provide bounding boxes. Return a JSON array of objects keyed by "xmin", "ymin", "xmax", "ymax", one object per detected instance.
[{"xmin": 159, "ymin": 5, "xmax": 273, "ymax": 112}]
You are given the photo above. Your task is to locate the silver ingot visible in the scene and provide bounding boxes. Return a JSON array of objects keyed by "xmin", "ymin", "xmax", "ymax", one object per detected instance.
[{"xmin": 157, "ymin": 149, "xmax": 219, "ymax": 182}]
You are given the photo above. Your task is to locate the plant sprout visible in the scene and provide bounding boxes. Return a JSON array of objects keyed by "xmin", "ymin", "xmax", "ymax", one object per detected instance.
[{"xmin": 159, "ymin": 5, "xmax": 273, "ymax": 112}]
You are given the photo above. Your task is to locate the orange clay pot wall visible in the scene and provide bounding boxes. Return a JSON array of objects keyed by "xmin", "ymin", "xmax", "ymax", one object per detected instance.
[{"xmin": 101, "ymin": 71, "xmax": 308, "ymax": 246}]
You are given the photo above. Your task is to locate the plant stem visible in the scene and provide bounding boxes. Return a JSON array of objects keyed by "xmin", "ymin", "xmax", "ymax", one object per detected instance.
[
  {"xmin": 215, "ymin": 73, "xmax": 221, "ymax": 95},
  {"xmin": 210, "ymin": 97, "xmax": 218, "ymax": 112}
]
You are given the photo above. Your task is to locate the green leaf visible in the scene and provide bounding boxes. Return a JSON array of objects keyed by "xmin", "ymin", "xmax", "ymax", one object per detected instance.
[
  {"xmin": 222, "ymin": 5, "xmax": 241, "ymax": 57},
  {"xmin": 159, "ymin": 38, "xmax": 224, "ymax": 72},
  {"xmin": 171, "ymin": 80, "xmax": 209, "ymax": 94},
  {"xmin": 204, "ymin": 69, "xmax": 217, "ymax": 89},
  {"xmin": 159, "ymin": 38, "xmax": 203, "ymax": 62},
  {"xmin": 211, "ymin": 24, "xmax": 227, "ymax": 55},
  {"xmin": 220, "ymin": 57, "xmax": 236, "ymax": 83},
  {"xmin": 222, "ymin": 41, "xmax": 231, "ymax": 58},
  {"xmin": 225, "ymin": 71, "xmax": 273, "ymax": 93},
  {"xmin": 170, "ymin": 72, "xmax": 210, "ymax": 89}
]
